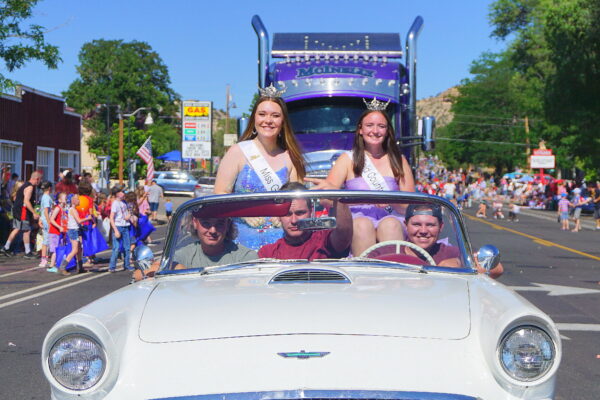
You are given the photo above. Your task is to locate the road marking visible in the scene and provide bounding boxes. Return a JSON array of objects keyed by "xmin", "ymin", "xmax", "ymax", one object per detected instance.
[
  {"xmin": 0, "ymin": 273, "xmax": 107, "ymax": 310},
  {"xmin": 0, "ymin": 249, "xmax": 164, "ymax": 309},
  {"xmin": 556, "ymin": 323, "xmax": 600, "ymax": 332},
  {"xmin": 0, "ymin": 272, "xmax": 91, "ymax": 301},
  {"xmin": 464, "ymin": 214, "xmax": 600, "ymax": 261},
  {"xmin": 0, "ymin": 265, "xmax": 44, "ymax": 278},
  {"xmin": 509, "ymin": 283, "xmax": 600, "ymax": 296}
]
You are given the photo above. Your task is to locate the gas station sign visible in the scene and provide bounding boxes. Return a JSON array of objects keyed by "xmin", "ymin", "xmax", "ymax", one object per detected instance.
[{"xmin": 182, "ymin": 100, "xmax": 212, "ymax": 159}]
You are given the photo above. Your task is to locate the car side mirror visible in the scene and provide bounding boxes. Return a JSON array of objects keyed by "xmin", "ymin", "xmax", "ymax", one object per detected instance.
[
  {"xmin": 296, "ymin": 217, "xmax": 337, "ymax": 231},
  {"xmin": 421, "ymin": 116, "xmax": 435, "ymax": 152},
  {"xmin": 477, "ymin": 244, "xmax": 500, "ymax": 274}
]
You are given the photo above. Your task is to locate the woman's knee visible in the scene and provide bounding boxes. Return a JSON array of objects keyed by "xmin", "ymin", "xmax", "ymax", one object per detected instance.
[
  {"xmin": 376, "ymin": 218, "xmax": 404, "ymax": 240},
  {"xmin": 353, "ymin": 218, "xmax": 375, "ymax": 237}
]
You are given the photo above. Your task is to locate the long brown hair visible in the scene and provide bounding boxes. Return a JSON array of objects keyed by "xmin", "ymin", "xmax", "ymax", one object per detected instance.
[
  {"xmin": 240, "ymin": 96, "xmax": 306, "ymax": 180},
  {"xmin": 352, "ymin": 110, "xmax": 404, "ymax": 179}
]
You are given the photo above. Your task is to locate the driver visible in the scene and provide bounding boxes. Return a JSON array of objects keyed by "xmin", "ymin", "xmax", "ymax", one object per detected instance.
[
  {"xmin": 133, "ymin": 215, "xmax": 257, "ymax": 280},
  {"xmin": 258, "ymin": 182, "xmax": 353, "ymax": 260},
  {"xmin": 402, "ymin": 204, "xmax": 503, "ymax": 278}
]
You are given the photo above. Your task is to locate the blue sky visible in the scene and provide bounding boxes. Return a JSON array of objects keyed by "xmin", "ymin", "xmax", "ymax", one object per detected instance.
[{"xmin": 4, "ymin": 0, "xmax": 505, "ymax": 115}]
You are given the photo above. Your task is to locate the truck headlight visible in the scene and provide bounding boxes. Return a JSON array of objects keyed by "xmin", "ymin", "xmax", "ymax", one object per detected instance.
[
  {"xmin": 48, "ymin": 334, "xmax": 106, "ymax": 390},
  {"xmin": 499, "ymin": 326, "xmax": 555, "ymax": 382}
]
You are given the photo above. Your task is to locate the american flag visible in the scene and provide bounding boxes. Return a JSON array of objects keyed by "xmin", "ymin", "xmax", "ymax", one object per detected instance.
[{"xmin": 136, "ymin": 136, "xmax": 154, "ymax": 183}]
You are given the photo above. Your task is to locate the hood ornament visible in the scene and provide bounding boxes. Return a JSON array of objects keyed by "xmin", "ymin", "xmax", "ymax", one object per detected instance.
[{"xmin": 277, "ymin": 350, "xmax": 330, "ymax": 359}]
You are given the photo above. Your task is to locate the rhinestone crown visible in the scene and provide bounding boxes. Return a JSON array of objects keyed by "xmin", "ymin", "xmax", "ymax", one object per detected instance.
[
  {"xmin": 363, "ymin": 97, "xmax": 390, "ymax": 111},
  {"xmin": 258, "ymin": 83, "xmax": 286, "ymax": 98}
]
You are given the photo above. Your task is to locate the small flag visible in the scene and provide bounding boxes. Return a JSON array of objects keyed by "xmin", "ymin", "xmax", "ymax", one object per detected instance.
[{"xmin": 136, "ymin": 137, "xmax": 154, "ymax": 183}]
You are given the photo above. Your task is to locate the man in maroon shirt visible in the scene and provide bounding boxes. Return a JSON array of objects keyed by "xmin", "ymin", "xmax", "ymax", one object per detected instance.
[
  {"xmin": 402, "ymin": 204, "xmax": 503, "ymax": 278},
  {"xmin": 258, "ymin": 183, "xmax": 352, "ymax": 260}
]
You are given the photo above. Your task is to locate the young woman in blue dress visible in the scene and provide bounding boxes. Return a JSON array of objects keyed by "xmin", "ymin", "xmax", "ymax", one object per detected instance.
[{"xmin": 214, "ymin": 85, "xmax": 306, "ymax": 249}]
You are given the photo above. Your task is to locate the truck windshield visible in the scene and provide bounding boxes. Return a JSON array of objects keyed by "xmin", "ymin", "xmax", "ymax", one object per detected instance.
[{"xmin": 288, "ymin": 98, "xmax": 368, "ymax": 134}]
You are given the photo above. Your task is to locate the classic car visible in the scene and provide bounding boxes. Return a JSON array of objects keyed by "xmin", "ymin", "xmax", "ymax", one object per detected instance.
[{"xmin": 41, "ymin": 190, "xmax": 561, "ymax": 400}]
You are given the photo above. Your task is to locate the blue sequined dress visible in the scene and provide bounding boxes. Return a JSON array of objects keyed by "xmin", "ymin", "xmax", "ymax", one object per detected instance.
[{"xmin": 233, "ymin": 164, "xmax": 288, "ymax": 250}]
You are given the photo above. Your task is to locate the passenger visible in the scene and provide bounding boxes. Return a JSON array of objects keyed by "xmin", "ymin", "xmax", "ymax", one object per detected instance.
[
  {"xmin": 258, "ymin": 182, "xmax": 352, "ymax": 260},
  {"xmin": 214, "ymin": 85, "xmax": 307, "ymax": 249},
  {"xmin": 134, "ymin": 215, "xmax": 256, "ymax": 281},
  {"xmin": 400, "ymin": 204, "xmax": 503, "ymax": 278},
  {"xmin": 307, "ymin": 98, "xmax": 415, "ymax": 256},
  {"xmin": 214, "ymin": 84, "xmax": 306, "ymax": 195}
]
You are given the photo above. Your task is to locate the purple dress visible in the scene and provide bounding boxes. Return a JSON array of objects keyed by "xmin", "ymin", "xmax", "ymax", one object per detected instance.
[{"xmin": 345, "ymin": 176, "xmax": 404, "ymax": 228}]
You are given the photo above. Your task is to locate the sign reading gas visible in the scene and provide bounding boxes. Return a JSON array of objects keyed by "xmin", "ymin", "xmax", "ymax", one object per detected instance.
[{"xmin": 184, "ymin": 106, "xmax": 210, "ymax": 117}]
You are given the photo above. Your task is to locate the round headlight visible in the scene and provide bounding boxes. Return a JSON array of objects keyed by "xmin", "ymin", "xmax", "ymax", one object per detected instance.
[
  {"xmin": 499, "ymin": 326, "xmax": 555, "ymax": 382},
  {"xmin": 48, "ymin": 334, "xmax": 106, "ymax": 390}
]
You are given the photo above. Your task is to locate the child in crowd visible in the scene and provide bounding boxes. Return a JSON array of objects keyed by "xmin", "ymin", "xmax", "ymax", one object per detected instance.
[
  {"xmin": 492, "ymin": 198, "xmax": 505, "ymax": 219},
  {"xmin": 38, "ymin": 181, "xmax": 54, "ymax": 267},
  {"xmin": 476, "ymin": 200, "xmax": 487, "ymax": 218},
  {"xmin": 47, "ymin": 192, "xmax": 68, "ymax": 272},
  {"xmin": 557, "ymin": 193, "xmax": 571, "ymax": 231},
  {"xmin": 508, "ymin": 202, "xmax": 520, "ymax": 222},
  {"xmin": 58, "ymin": 194, "xmax": 92, "ymax": 276},
  {"xmin": 164, "ymin": 198, "xmax": 173, "ymax": 222}
]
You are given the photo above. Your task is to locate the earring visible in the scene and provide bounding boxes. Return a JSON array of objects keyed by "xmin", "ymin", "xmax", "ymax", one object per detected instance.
[{"xmin": 251, "ymin": 128, "xmax": 258, "ymax": 137}]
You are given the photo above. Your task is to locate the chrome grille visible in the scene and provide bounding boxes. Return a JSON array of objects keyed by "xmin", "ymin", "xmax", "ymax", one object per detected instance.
[{"xmin": 270, "ymin": 269, "xmax": 350, "ymax": 284}]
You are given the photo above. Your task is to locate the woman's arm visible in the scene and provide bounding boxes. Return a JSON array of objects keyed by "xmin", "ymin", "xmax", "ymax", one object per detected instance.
[
  {"xmin": 71, "ymin": 208, "xmax": 91, "ymax": 224},
  {"xmin": 306, "ymin": 152, "xmax": 351, "ymax": 189},
  {"xmin": 214, "ymin": 144, "xmax": 243, "ymax": 194},
  {"xmin": 397, "ymin": 155, "xmax": 416, "ymax": 192}
]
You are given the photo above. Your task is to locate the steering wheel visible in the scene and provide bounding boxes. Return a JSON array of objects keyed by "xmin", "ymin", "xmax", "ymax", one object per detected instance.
[{"xmin": 359, "ymin": 240, "xmax": 436, "ymax": 266}]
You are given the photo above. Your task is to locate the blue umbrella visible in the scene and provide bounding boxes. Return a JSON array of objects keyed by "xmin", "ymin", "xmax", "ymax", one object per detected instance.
[{"xmin": 518, "ymin": 175, "xmax": 534, "ymax": 182}]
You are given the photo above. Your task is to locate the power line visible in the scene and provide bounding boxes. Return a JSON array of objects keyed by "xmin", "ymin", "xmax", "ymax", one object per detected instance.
[
  {"xmin": 451, "ymin": 120, "xmax": 519, "ymax": 128},
  {"xmin": 452, "ymin": 113, "xmax": 541, "ymax": 122},
  {"xmin": 437, "ymin": 137, "xmax": 528, "ymax": 146}
]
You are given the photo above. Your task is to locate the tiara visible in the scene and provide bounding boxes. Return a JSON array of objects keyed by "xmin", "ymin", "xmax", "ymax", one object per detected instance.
[
  {"xmin": 363, "ymin": 97, "xmax": 390, "ymax": 111},
  {"xmin": 258, "ymin": 83, "xmax": 286, "ymax": 98}
]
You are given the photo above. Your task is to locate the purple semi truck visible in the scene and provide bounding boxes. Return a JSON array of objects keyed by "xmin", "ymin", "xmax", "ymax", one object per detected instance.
[{"xmin": 248, "ymin": 15, "xmax": 435, "ymax": 177}]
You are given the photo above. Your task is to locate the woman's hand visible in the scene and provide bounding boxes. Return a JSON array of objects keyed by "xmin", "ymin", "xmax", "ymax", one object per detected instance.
[{"xmin": 305, "ymin": 177, "xmax": 339, "ymax": 190}]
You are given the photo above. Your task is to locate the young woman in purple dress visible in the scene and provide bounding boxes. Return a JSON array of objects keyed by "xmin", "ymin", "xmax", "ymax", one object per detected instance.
[{"xmin": 307, "ymin": 100, "xmax": 415, "ymax": 256}]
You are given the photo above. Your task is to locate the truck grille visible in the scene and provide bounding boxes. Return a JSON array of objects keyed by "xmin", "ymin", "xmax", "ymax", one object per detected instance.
[{"xmin": 270, "ymin": 269, "xmax": 350, "ymax": 284}]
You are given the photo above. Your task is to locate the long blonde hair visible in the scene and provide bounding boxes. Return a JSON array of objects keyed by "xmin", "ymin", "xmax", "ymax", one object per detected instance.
[{"xmin": 240, "ymin": 96, "xmax": 306, "ymax": 180}]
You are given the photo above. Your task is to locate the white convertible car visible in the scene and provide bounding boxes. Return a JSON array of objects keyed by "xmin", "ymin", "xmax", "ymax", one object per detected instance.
[{"xmin": 41, "ymin": 190, "xmax": 561, "ymax": 400}]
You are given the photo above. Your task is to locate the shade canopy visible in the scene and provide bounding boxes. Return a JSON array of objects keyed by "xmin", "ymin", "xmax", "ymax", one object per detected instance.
[{"xmin": 156, "ymin": 150, "xmax": 192, "ymax": 162}]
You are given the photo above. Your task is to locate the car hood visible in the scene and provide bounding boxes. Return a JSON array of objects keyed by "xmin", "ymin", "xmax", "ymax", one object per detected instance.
[{"xmin": 139, "ymin": 267, "xmax": 471, "ymax": 343}]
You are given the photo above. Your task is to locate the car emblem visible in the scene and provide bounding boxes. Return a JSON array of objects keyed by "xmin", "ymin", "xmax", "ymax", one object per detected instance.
[{"xmin": 277, "ymin": 350, "xmax": 330, "ymax": 359}]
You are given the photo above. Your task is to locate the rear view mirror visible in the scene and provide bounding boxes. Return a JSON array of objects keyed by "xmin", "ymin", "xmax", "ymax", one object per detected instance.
[
  {"xmin": 421, "ymin": 116, "xmax": 435, "ymax": 152},
  {"xmin": 297, "ymin": 217, "xmax": 337, "ymax": 231}
]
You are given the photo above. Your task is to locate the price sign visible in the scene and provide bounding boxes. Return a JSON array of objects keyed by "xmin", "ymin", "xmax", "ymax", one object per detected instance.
[
  {"xmin": 530, "ymin": 155, "xmax": 555, "ymax": 169},
  {"xmin": 182, "ymin": 100, "xmax": 212, "ymax": 159}
]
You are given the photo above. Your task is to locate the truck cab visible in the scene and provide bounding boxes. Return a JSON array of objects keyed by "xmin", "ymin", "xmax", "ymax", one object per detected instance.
[{"xmin": 250, "ymin": 16, "xmax": 434, "ymax": 177}]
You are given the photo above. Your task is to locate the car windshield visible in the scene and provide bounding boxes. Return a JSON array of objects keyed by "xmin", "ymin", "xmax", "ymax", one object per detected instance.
[
  {"xmin": 158, "ymin": 191, "xmax": 475, "ymax": 275},
  {"xmin": 288, "ymin": 97, "xmax": 395, "ymax": 134}
]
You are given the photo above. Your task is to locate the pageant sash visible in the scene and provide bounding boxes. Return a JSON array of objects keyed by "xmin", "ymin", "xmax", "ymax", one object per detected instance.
[
  {"xmin": 346, "ymin": 151, "xmax": 391, "ymax": 191},
  {"xmin": 239, "ymin": 140, "xmax": 283, "ymax": 191}
]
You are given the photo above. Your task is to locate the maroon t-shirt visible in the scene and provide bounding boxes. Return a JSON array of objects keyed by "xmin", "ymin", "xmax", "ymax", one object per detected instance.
[
  {"xmin": 401, "ymin": 242, "xmax": 460, "ymax": 264},
  {"xmin": 258, "ymin": 230, "xmax": 347, "ymax": 260}
]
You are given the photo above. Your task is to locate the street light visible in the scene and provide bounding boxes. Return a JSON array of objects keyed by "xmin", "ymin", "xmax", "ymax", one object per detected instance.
[{"xmin": 118, "ymin": 107, "xmax": 153, "ymax": 186}]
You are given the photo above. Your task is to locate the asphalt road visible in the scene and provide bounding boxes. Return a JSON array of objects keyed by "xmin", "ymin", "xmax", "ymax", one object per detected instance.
[{"xmin": 0, "ymin": 197, "xmax": 598, "ymax": 399}]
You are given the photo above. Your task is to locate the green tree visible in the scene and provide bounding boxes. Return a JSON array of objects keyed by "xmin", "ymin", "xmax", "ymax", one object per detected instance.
[
  {"xmin": 63, "ymin": 39, "xmax": 179, "ymax": 146},
  {"xmin": 0, "ymin": 0, "xmax": 61, "ymax": 90},
  {"xmin": 437, "ymin": 52, "xmax": 532, "ymax": 174},
  {"xmin": 488, "ymin": 0, "xmax": 600, "ymax": 179}
]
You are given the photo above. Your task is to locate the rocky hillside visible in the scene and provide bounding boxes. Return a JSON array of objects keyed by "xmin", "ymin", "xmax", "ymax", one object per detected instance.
[{"xmin": 416, "ymin": 87, "xmax": 459, "ymax": 128}]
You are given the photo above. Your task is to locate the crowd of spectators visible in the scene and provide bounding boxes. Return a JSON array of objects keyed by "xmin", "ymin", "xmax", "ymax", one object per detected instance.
[
  {"xmin": 415, "ymin": 156, "xmax": 599, "ymax": 230},
  {"xmin": 0, "ymin": 166, "xmax": 163, "ymax": 273}
]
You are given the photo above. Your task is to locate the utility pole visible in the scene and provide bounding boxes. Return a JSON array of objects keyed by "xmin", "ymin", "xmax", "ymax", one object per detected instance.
[
  {"xmin": 225, "ymin": 84, "xmax": 230, "ymax": 138},
  {"xmin": 524, "ymin": 116, "xmax": 531, "ymax": 173}
]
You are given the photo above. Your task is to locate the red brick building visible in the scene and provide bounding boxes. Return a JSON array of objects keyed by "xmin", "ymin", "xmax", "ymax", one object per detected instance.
[{"xmin": 0, "ymin": 85, "xmax": 81, "ymax": 183}]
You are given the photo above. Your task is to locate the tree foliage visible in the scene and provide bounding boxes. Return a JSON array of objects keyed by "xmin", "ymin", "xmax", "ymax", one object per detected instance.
[
  {"xmin": 63, "ymin": 39, "xmax": 181, "ymax": 176},
  {"xmin": 63, "ymin": 39, "xmax": 179, "ymax": 134},
  {"xmin": 438, "ymin": 0, "xmax": 599, "ymax": 180},
  {"xmin": 0, "ymin": 0, "xmax": 61, "ymax": 90}
]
